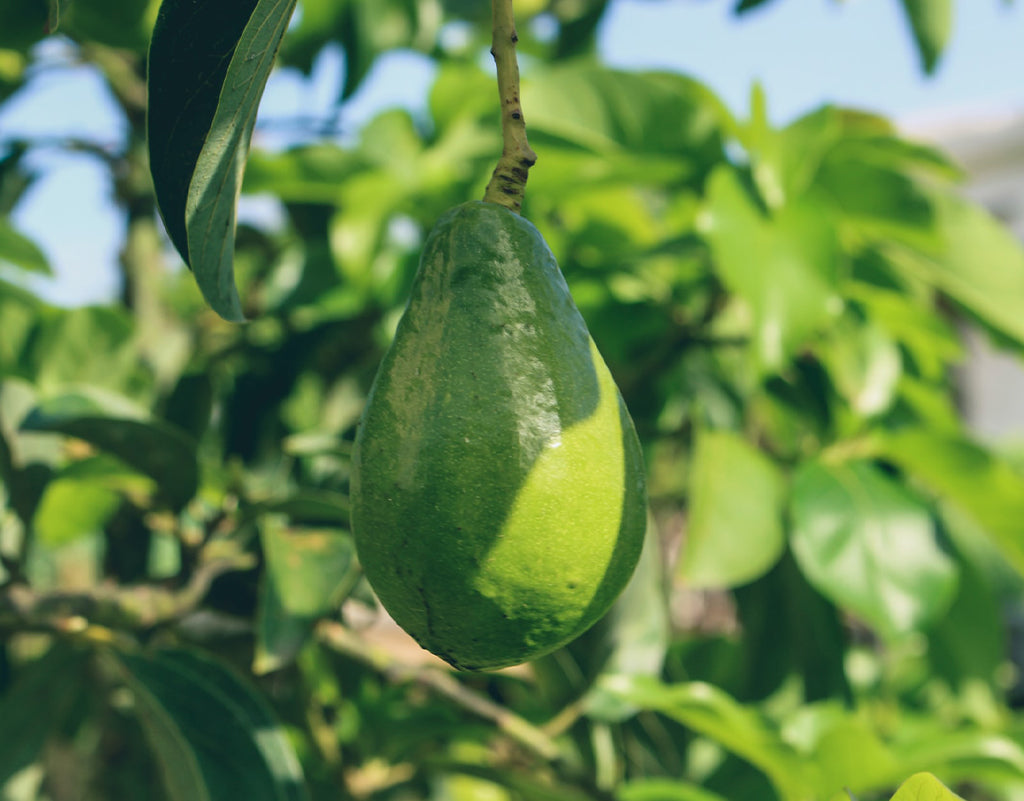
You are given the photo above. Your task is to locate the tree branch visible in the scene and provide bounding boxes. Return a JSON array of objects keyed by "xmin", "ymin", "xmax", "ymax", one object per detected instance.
[{"xmin": 482, "ymin": 0, "xmax": 537, "ymax": 213}]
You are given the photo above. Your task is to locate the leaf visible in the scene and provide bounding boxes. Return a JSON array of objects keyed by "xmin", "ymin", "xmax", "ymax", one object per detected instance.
[
  {"xmin": 898, "ymin": 0, "xmax": 953, "ymax": 74},
  {"xmin": 678, "ymin": 429, "xmax": 785, "ymax": 588},
  {"xmin": 254, "ymin": 518, "xmax": 359, "ymax": 674},
  {"xmin": 818, "ymin": 316, "xmax": 902, "ymax": 417},
  {"xmin": 0, "ymin": 644, "xmax": 87, "ymax": 785},
  {"xmin": 148, "ymin": 0, "xmax": 298, "ymax": 320},
  {"xmin": 702, "ymin": 166, "xmax": 841, "ymax": 372},
  {"xmin": 19, "ymin": 389, "xmax": 198, "ymax": 509},
  {"xmin": 734, "ymin": 0, "xmax": 781, "ymax": 12},
  {"xmin": 113, "ymin": 648, "xmax": 309, "ymax": 801},
  {"xmin": 889, "ymin": 772, "xmax": 964, "ymax": 801},
  {"xmin": 874, "ymin": 428, "xmax": 1024, "ymax": 578},
  {"xmin": 33, "ymin": 476, "xmax": 121, "ymax": 545},
  {"xmin": 617, "ymin": 778, "xmax": 729, "ymax": 801},
  {"xmin": 890, "ymin": 193, "xmax": 1024, "ymax": 350},
  {"xmin": 790, "ymin": 460, "xmax": 958, "ymax": 638},
  {"xmin": 597, "ymin": 675, "xmax": 815, "ymax": 800},
  {"xmin": 0, "ymin": 218, "xmax": 49, "ymax": 274}
]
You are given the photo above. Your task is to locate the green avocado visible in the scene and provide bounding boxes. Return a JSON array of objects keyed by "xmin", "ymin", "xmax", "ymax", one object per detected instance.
[{"xmin": 351, "ymin": 201, "xmax": 647, "ymax": 671}]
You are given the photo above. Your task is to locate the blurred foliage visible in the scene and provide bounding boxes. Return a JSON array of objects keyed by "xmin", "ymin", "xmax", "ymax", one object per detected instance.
[{"xmin": 1, "ymin": 1, "xmax": 1024, "ymax": 800}]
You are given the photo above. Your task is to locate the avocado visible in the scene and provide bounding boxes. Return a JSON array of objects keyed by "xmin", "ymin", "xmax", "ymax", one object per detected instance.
[{"xmin": 351, "ymin": 201, "xmax": 647, "ymax": 670}]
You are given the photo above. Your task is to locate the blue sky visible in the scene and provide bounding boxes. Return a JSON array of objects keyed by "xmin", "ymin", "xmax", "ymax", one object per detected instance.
[{"xmin": 3, "ymin": 0, "xmax": 1024, "ymax": 306}]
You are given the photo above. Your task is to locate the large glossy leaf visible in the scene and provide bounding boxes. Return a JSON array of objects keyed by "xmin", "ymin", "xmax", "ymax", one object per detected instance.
[
  {"xmin": 113, "ymin": 648, "xmax": 309, "ymax": 801},
  {"xmin": 875, "ymin": 428, "xmax": 1024, "ymax": 578},
  {"xmin": 898, "ymin": 0, "xmax": 953, "ymax": 74},
  {"xmin": 0, "ymin": 644, "xmax": 87, "ymax": 785},
  {"xmin": 702, "ymin": 166, "xmax": 841, "ymax": 372},
  {"xmin": 19, "ymin": 389, "xmax": 198, "ymax": 509},
  {"xmin": 148, "ymin": 0, "xmax": 297, "ymax": 320},
  {"xmin": 678, "ymin": 428, "xmax": 785, "ymax": 588},
  {"xmin": 790, "ymin": 460, "xmax": 958, "ymax": 638},
  {"xmin": 254, "ymin": 519, "xmax": 359, "ymax": 674}
]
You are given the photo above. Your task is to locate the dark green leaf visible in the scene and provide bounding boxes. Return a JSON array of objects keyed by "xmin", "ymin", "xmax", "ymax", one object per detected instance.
[
  {"xmin": 148, "ymin": 0, "xmax": 297, "ymax": 320},
  {"xmin": 734, "ymin": 0, "xmax": 780, "ymax": 13},
  {"xmin": 678, "ymin": 428, "xmax": 785, "ymax": 588},
  {"xmin": 19, "ymin": 389, "xmax": 198, "ymax": 509},
  {"xmin": 898, "ymin": 0, "xmax": 953, "ymax": 73},
  {"xmin": 790, "ymin": 460, "xmax": 958, "ymax": 638},
  {"xmin": 0, "ymin": 218, "xmax": 49, "ymax": 274},
  {"xmin": 113, "ymin": 648, "xmax": 309, "ymax": 801},
  {"xmin": 0, "ymin": 644, "xmax": 87, "ymax": 785}
]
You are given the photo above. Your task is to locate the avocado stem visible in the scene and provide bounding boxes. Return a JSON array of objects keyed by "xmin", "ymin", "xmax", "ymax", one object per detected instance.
[{"xmin": 482, "ymin": 0, "xmax": 537, "ymax": 214}]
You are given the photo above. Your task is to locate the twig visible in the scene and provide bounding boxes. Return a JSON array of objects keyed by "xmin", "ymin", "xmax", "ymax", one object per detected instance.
[
  {"xmin": 0, "ymin": 552, "xmax": 255, "ymax": 634},
  {"xmin": 314, "ymin": 620, "xmax": 560, "ymax": 762},
  {"xmin": 482, "ymin": 0, "xmax": 537, "ymax": 213}
]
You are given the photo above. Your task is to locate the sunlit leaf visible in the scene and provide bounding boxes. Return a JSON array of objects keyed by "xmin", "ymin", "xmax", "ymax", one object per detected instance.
[
  {"xmin": 790, "ymin": 460, "xmax": 958, "ymax": 638},
  {"xmin": 148, "ymin": 0, "xmax": 298, "ymax": 320},
  {"xmin": 0, "ymin": 218, "xmax": 49, "ymax": 274},
  {"xmin": 702, "ymin": 166, "xmax": 842, "ymax": 372},
  {"xmin": 898, "ymin": 0, "xmax": 953, "ymax": 74},
  {"xmin": 875, "ymin": 428, "xmax": 1024, "ymax": 578},
  {"xmin": 678, "ymin": 428, "xmax": 785, "ymax": 588}
]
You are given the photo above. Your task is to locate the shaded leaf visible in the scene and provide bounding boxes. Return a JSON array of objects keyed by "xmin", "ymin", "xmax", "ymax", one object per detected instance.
[
  {"xmin": 0, "ymin": 218, "xmax": 49, "ymax": 274},
  {"xmin": 148, "ymin": 0, "xmax": 297, "ymax": 320},
  {"xmin": 678, "ymin": 428, "xmax": 785, "ymax": 588},
  {"xmin": 790, "ymin": 460, "xmax": 957, "ymax": 638},
  {"xmin": 898, "ymin": 0, "xmax": 953, "ymax": 74},
  {"xmin": 113, "ymin": 648, "xmax": 309, "ymax": 801},
  {"xmin": 254, "ymin": 518, "xmax": 359, "ymax": 673},
  {"xmin": 617, "ymin": 778, "xmax": 729, "ymax": 801},
  {"xmin": 0, "ymin": 644, "xmax": 87, "ymax": 785},
  {"xmin": 19, "ymin": 389, "xmax": 198, "ymax": 509}
]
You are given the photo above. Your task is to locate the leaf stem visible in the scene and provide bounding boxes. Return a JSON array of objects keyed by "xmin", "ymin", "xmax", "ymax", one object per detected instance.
[{"xmin": 482, "ymin": 0, "xmax": 537, "ymax": 213}]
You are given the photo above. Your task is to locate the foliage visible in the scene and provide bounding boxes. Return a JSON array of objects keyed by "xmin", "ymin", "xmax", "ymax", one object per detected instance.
[{"xmin": 1, "ymin": 1, "xmax": 1023, "ymax": 800}]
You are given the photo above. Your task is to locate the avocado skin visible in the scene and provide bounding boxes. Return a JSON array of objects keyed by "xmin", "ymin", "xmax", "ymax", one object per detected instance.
[{"xmin": 351, "ymin": 201, "xmax": 647, "ymax": 671}]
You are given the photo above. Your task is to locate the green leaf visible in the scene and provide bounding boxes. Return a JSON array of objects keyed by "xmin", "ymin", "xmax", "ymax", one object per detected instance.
[
  {"xmin": 790, "ymin": 460, "xmax": 958, "ymax": 638},
  {"xmin": 113, "ymin": 648, "xmax": 309, "ymax": 801},
  {"xmin": 0, "ymin": 218, "xmax": 49, "ymax": 274},
  {"xmin": 898, "ymin": 0, "xmax": 953, "ymax": 74},
  {"xmin": 702, "ymin": 166, "xmax": 841, "ymax": 372},
  {"xmin": 875, "ymin": 428, "xmax": 1024, "ymax": 578},
  {"xmin": 148, "ymin": 0, "xmax": 297, "ymax": 321},
  {"xmin": 890, "ymin": 193, "xmax": 1024, "ymax": 350},
  {"xmin": 890, "ymin": 773, "xmax": 963, "ymax": 801},
  {"xmin": 617, "ymin": 778, "xmax": 729, "ymax": 801},
  {"xmin": 0, "ymin": 644, "xmax": 87, "ymax": 785},
  {"xmin": 254, "ymin": 519, "xmax": 359, "ymax": 674},
  {"xmin": 33, "ymin": 475, "xmax": 121, "ymax": 545},
  {"xmin": 678, "ymin": 429, "xmax": 785, "ymax": 588},
  {"xmin": 597, "ymin": 675, "xmax": 815, "ymax": 800},
  {"xmin": 818, "ymin": 315, "xmax": 902, "ymax": 417},
  {"xmin": 19, "ymin": 389, "xmax": 198, "ymax": 509}
]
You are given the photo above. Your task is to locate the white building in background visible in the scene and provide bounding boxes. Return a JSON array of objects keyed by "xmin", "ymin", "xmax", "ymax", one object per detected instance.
[{"xmin": 904, "ymin": 111, "xmax": 1024, "ymax": 443}]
